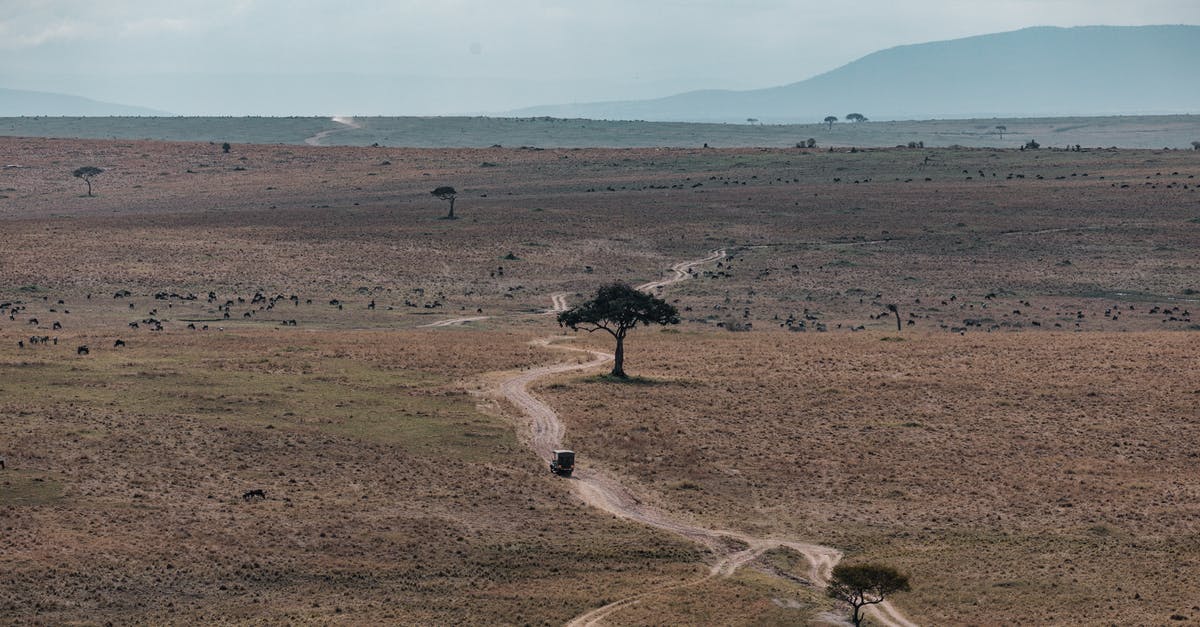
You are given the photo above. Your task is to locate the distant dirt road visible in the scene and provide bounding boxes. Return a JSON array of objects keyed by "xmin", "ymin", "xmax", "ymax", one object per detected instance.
[
  {"xmin": 485, "ymin": 249, "xmax": 916, "ymax": 627},
  {"xmin": 304, "ymin": 116, "xmax": 362, "ymax": 146},
  {"xmin": 419, "ymin": 292, "xmax": 568, "ymax": 328}
]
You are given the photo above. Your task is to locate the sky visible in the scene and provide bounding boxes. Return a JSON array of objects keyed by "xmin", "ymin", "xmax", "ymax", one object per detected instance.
[{"xmin": 2, "ymin": 0, "xmax": 1199, "ymax": 115}]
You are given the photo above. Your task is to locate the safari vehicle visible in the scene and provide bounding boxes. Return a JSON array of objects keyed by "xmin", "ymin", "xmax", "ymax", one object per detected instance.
[{"xmin": 550, "ymin": 450, "xmax": 575, "ymax": 477}]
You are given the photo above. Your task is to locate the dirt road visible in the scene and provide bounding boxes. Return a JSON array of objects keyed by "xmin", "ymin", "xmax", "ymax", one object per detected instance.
[
  {"xmin": 303, "ymin": 115, "xmax": 362, "ymax": 146},
  {"xmin": 486, "ymin": 249, "xmax": 916, "ymax": 626}
]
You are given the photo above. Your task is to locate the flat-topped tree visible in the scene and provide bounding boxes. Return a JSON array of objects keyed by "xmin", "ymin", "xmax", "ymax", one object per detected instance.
[
  {"xmin": 432, "ymin": 186, "xmax": 458, "ymax": 219},
  {"xmin": 72, "ymin": 166, "xmax": 103, "ymax": 197},
  {"xmin": 824, "ymin": 115, "xmax": 838, "ymax": 129},
  {"xmin": 557, "ymin": 283, "xmax": 679, "ymax": 379},
  {"xmin": 827, "ymin": 563, "xmax": 910, "ymax": 627}
]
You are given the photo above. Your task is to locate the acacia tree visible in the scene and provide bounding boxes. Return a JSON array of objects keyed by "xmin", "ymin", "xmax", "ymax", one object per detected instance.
[
  {"xmin": 431, "ymin": 186, "xmax": 458, "ymax": 219},
  {"xmin": 824, "ymin": 115, "xmax": 838, "ymax": 129},
  {"xmin": 886, "ymin": 303, "xmax": 901, "ymax": 332},
  {"xmin": 72, "ymin": 166, "xmax": 103, "ymax": 197},
  {"xmin": 846, "ymin": 113, "xmax": 868, "ymax": 122},
  {"xmin": 557, "ymin": 283, "xmax": 679, "ymax": 378},
  {"xmin": 827, "ymin": 563, "xmax": 910, "ymax": 627},
  {"xmin": 995, "ymin": 125, "xmax": 1007, "ymax": 139}
]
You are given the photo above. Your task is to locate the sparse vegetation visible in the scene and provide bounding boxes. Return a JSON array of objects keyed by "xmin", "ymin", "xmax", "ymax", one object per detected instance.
[{"xmin": 4, "ymin": 135, "xmax": 1200, "ymax": 625}]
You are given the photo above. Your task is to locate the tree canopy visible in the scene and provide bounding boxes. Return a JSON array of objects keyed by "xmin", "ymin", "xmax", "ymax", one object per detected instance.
[
  {"xmin": 827, "ymin": 563, "xmax": 910, "ymax": 627},
  {"xmin": 824, "ymin": 115, "xmax": 838, "ymax": 129},
  {"xmin": 432, "ymin": 186, "xmax": 458, "ymax": 219},
  {"xmin": 72, "ymin": 166, "xmax": 103, "ymax": 197},
  {"xmin": 846, "ymin": 112, "xmax": 868, "ymax": 122},
  {"xmin": 557, "ymin": 283, "xmax": 679, "ymax": 378}
]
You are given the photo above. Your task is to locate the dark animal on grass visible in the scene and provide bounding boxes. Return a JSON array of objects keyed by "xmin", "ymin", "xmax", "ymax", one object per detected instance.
[
  {"xmin": 242, "ymin": 489, "xmax": 266, "ymax": 500},
  {"xmin": 28, "ymin": 318, "xmax": 37, "ymax": 325},
  {"xmin": 17, "ymin": 341, "xmax": 23, "ymax": 349},
  {"xmin": 114, "ymin": 339, "xmax": 126, "ymax": 347},
  {"xmin": 52, "ymin": 321, "xmax": 62, "ymax": 330},
  {"xmin": 77, "ymin": 345, "xmax": 89, "ymax": 355}
]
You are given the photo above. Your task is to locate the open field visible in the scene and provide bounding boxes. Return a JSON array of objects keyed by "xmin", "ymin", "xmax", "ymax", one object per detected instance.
[
  {"xmin": 1, "ymin": 135, "xmax": 1199, "ymax": 624},
  {"xmin": 3, "ymin": 113, "xmax": 1200, "ymax": 149}
]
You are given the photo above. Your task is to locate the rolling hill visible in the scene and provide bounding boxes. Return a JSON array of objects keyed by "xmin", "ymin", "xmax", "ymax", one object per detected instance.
[
  {"xmin": 0, "ymin": 87, "xmax": 169, "ymax": 117},
  {"xmin": 511, "ymin": 25, "xmax": 1200, "ymax": 123}
]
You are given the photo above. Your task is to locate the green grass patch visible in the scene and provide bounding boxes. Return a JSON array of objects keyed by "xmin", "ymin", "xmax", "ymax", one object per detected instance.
[
  {"xmin": 0, "ymin": 471, "xmax": 65, "ymax": 505},
  {"xmin": 0, "ymin": 348, "xmax": 515, "ymax": 460}
]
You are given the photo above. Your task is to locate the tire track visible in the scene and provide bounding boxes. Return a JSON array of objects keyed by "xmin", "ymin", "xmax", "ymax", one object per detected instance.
[{"xmin": 482, "ymin": 249, "xmax": 915, "ymax": 626}]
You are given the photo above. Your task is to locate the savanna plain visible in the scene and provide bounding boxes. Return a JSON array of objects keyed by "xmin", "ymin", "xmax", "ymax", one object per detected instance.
[{"xmin": 1, "ymin": 134, "xmax": 1199, "ymax": 625}]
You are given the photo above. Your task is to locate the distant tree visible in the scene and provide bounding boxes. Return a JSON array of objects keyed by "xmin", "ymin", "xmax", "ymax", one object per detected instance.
[
  {"xmin": 886, "ymin": 304, "xmax": 901, "ymax": 332},
  {"xmin": 846, "ymin": 113, "xmax": 867, "ymax": 123},
  {"xmin": 746, "ymin": 118, "xmax": 759, "ymax": 125},
  {"xmin": 1192, "ymin": 140, "xmax": 1200, "ymax": 150},
  {"xmin": 827, "ymin": 563, "xmax": 911, "ymax": 627},
  {"xmin": 72, "ymin": 166, "xmax": 103, "ymax": 197},
  {"xmin": 995, "ymin": 125, "xmax": 1007, "ymax": 139},
  {"xmin": 222, "ymin": 142, "xmax": 231, "ymax": 153},
  {"xmin": 431, "ymin": 186, "xmax": 458, "ymax": 219},
  {"xmin": 557, "ymin": 282, "xmax": 679, "ymax": 379},
  {"xmin": 824, "ymin": 115, "xmax": 838, "ymax": 130}
]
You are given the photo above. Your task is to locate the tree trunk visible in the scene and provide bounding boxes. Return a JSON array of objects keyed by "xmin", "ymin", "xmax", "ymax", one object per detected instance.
[
  {"xmin": 851, "ymin": 604, "xmax": 863, "ymax": 627},
  {"xmin": 894, "ymin": 309, "xmax": 901, "ymax": 331},
  {"xmin": 447, "ymin": 197, "xmax": 455, "ymax": 219},
  {"xmin": 611, "ymin": 331, "xmax": 627, "ymax": 378},
  {"xmin": 85, "ymin": 179, "xmax": 92, "ymax": 196}
]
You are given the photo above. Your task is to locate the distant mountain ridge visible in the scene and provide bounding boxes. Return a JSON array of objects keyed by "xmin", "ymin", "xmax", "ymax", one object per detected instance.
[
  {"xmin": 511, "ymin": 25, "xmax": 1200, "ymax": 123},
  {"xmin": 0, "ymin": 87, "xmax": 170, "ymax": 116}
]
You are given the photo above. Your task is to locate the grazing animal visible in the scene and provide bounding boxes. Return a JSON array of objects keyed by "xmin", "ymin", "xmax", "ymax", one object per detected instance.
[
  {"xmin": 242, "ymin": 489, "xmax": 266, "ymax": 501},
  {"xmin": 28, "ymin": 318, "xmax": 38, "ymax": 325},
  {"xmin": 114, "ymin": 339, "xmax": 126, "ymax": 347},
  {"xmin": 17, "ymin": 341, "xmax": 23, "ymax": 349},
  {"xmin": 76, "ymin": 345, "xmax": 89, "ymax": 355},
  {"xmin": 52, "ymin": 321, "xmax": 62, "ymax": 330},
  {"xmin": 0, "ymin": 457, "xmax": 5, "ymax": 469}
]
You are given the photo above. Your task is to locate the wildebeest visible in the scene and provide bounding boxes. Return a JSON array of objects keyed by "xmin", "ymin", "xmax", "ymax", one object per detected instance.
[
  {"xmin": 17, "ymin": 340, "xmax": 23, "ymax": 349},
  {"xmin": 28, "ymin": 318, "xmax": 37, "ymax": 325},
  {"xmin": 242, "ymin": 489, "xmax": 266, "ymax": 500},
  {"xmin": 114, "ymin": 339, "xmax": 126, "ymax": 347},
  {"xmin": 52, "ymin": 321, "xmax": 62, "ymax": 330},
  {"xmin": 76, "ymin": 345, "xmax": 89, "ymax": 355}
]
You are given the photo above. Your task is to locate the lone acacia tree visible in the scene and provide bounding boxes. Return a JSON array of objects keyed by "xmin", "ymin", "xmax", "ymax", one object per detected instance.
[
  {"xmin": 886, "ymin": 303, "xmax": 901, "ymax": 331},
  {"xmin": 846, "ymin": 112, "xmax": 868, "ymax": 122},
  {"xmin": 431, "ymin": 186, "xmax": 458, "ymax": 219},
  {"xmin": 824, "ymin": 115, "xmax": 838, "ymax": 129},
  {"xmin": 72, "ymin": 166, "xmax": 103, "ymax": 197},
  {"xmin": 827, "ymin": 563, "xmax": 910, "ymax": 627},
  {"xmin": 557, "ymin": 283, "xmax": 679, "ymax": 379}
]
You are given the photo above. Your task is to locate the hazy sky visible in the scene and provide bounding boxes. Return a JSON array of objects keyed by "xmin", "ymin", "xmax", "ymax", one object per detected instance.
[{"xmin": 3, "ymin": 0, "xmax": 1198, "ymax": 114}]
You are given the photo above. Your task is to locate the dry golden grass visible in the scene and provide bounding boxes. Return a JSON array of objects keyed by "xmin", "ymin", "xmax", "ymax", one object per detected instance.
[
  {"xmin": 0, "ymin": 330, "xmax": 705, "ymax": 624},
  {"xmin": 539, "ymin": 330, "xmax": 1200, "ymax": 624},
  {"xmin": 2, "ymin": 136, "xmax": 1199, "ymax": 624}
]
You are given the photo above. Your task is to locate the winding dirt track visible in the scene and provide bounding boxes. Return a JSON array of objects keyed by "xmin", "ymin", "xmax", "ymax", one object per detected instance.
[
  {"xmin": 303, "ymin": 115, "xmax": 362, "ymax": 146},
  {"xmin": 483, "ymin": 249, "xmax": 916, "ymax": 627}
]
